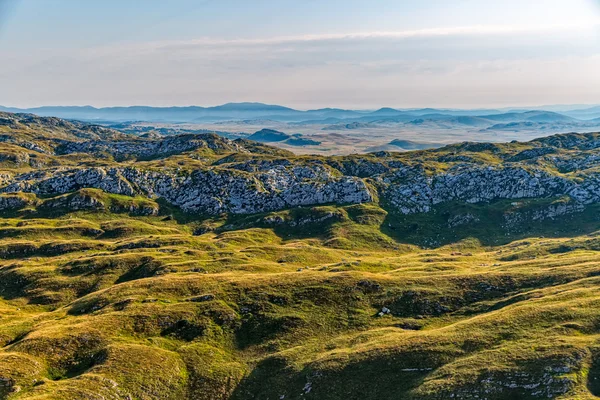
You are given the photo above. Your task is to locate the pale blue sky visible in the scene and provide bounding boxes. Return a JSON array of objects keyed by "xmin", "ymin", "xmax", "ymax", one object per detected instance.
[{"xmin": 0, "ymin": 0, "xmax": 599, "ymax": 108}]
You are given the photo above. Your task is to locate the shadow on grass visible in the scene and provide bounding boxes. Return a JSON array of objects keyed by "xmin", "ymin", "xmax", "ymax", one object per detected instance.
[
  {"xmin": 589, "ymin": 348, "xmax": 600, "ymax": 397},
  {"xmin": 4, "ymin": 191, "xmax": 600, "ymax": 250},
  {"xmin": 380, "ymin": 200, "xmax": 600, "ymax": 248},
  {"xmin": 230, "ymin": 352, "xmax": 436, "ymax": 400}
]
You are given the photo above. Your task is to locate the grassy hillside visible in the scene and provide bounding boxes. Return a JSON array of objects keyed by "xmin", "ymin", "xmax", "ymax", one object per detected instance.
[
  {"xmin": 2, "ymin": 113, "xmax": 600, "ymax": 398},
  {"xmin": 0, "ymin": 194, "xmax": 595, "ymax": 399}
]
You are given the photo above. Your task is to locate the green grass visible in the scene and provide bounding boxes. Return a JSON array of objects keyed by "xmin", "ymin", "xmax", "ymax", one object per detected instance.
[
  {"xmin": 7, "ymin": 112, "xmax": 600, "ymax": 397},
  {"xmin": 0, "ymin": 191, "xmax": 596, "ymax": 399}
]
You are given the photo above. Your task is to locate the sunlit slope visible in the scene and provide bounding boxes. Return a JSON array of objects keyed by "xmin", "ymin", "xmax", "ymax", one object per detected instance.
[
  {"xmin": 0, "ymin": 113, "xmax": 600, "ymax": 398},
  {"xmin": 0, "ymin": 197, "xmax": 595, "ymax": 399}
]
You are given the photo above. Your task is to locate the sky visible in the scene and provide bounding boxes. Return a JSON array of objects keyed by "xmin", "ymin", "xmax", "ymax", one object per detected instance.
[{"xmin": 0, "ymin": 0, "xmax": 599, "ymax": 109}]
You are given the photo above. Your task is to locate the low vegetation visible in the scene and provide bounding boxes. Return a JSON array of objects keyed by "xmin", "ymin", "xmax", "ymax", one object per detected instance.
[
  {"xmin": 0, "ymin": 195, "xmax": 595, "ymax": 399},
  {"xmin": 0, "ymin": 112, "xmax": 599, "ymax": 398}
]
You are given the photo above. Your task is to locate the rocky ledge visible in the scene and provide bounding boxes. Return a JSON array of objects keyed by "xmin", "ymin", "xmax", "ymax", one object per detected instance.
[
  {"xmin": 1, "ymin": 126, "xmax": 600, "ymax": 216},
  {"xmin": 0, "ymin": 164, "xmax": 373, "ymax": 215}
]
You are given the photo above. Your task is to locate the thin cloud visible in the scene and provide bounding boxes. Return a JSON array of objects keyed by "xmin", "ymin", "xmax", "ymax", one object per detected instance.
[
  {"xmin": 1, "ymin": 19, "xmax": 599, "ymax": 108},
  {"xmin": 152, "ymin": 21, "xmax": 600, "ymax": 49},
  {"xmin": 66, "ymin": 19, "xmax": 600, "ymax": 61}
]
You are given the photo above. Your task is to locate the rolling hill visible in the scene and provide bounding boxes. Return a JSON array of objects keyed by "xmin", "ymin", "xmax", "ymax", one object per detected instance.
[
  {"xmin": 247, "ymin": 128, "xmax": 291, "ymax": 142},
  {"xmin": 1, "ymin": 112, "xmax": 600, "ymax": 398}
]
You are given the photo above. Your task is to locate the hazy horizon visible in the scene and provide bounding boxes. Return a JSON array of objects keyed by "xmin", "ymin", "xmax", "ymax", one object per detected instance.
[
  {"xmin": 1, "ymin": 101, "xmax": 600, "ymax": 112},
  {"xmin": 1, "ymin": 0, "xmax": 599, "ymax": 109}
]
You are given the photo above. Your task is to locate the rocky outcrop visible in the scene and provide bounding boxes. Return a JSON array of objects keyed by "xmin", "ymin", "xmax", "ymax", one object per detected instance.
[
  {"xmin": 3, "ymin": 168, "xmax": 136, "ymax": 197},
  {"xmin": 380, "ymin": 165, "xmax": 590, "ymax": 215},
  {"xmin": 40, "ymin": 190, "xmax": 159, "ymax": 216},
  {"xmin": 0, "ymin": 136, "xmax": 51, "ymax": 155},
  {"xmin": 4, "ymin": 122, "xmax": 600, "ymax": 217},
  {"xmin": 447, "ymin": 213, "xmax": 480, "ymax": 228},
  {"xmin": 502, "ymin": 201, "xmax": 585, "ymax": 229},
  {"xmin": 55, "ymin": 133, "xmax": 246, "ymax": 159},
  {"xmin": 0, "ymin": 164, "xmax": 373, "ymax": 215},
  {"xmin": 532, "ymin": 132, "xmax": 600, "ymax": 150},
  {"xmin": 0, "ymin": 194, "xmax": 36, "ymax": 211},
  {"xmin": 0, "ymin": 151, "xmax": 30, "ymax": 165},
  {"xmin": 432, "ymin": 355, "xmax": 583, "ymax": 400},
  {"xmin": 326, "ymin": 158, "xmax": 392, "ymax": 177},
  {"xmin": 0, "ymin": 112, "xmax": 124, "ymax": 141},
  {"xmin": 507, "ymin": 147, "xmax": 556, "ymax": 162},
  {"xmin": 4, "ymin": 156, "xmax": 600, "ymax": 216}
]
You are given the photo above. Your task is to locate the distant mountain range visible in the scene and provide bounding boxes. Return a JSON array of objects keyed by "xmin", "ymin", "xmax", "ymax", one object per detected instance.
[{"xmin": 2, "ymin": 102, "xmax": 599, "ymax": 124}]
